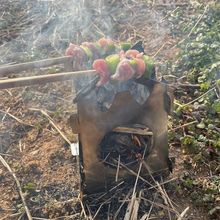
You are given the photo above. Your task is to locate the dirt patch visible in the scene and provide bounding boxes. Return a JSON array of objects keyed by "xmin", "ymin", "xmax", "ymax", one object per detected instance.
[{"xmin": 0, "ymin": 81, "xmax": 80, "ymax": 219}]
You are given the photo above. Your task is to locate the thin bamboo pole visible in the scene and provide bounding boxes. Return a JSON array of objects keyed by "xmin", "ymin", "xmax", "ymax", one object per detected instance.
[
  {"xmin": 0, "ymin": 56, "xmax": 71, "ymax": 76},
  {"xmin": 0, "ymin": 70, "xmax": 96, "ymax": 89}
]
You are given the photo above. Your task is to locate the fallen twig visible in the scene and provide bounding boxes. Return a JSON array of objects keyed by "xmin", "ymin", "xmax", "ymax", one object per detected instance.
[
  {"xmin": 152, "ymin": 42, "xmax": 169, "ymax": 58},
  {"xmin": 148, "ymin": 177, "xmax": 178, "ymax": 190},
  {"xmin": 132, "ymin": 147, "xmax": 147, "ymax": 196},
  {"xmin": 0, "ymin": 155, "xmax": 33, "ymax": 220},
  {"xmin": 92, "ymin": 203, "xmax": 104, "ymax": 220},
  {"xmin": 160, "ymin": 7, "xmax": 180, "ymax": 22},
  {"xmin": 140, "ymin": 193, "xmax": 157, "ymax": 220},
  {"xmin": 115, "ymin": 155, "xmax": 120, "ymax": 182},
  {"xmin": 171, "ymin": 5, "xmax": 209, "ymax": 49},
  {"xmin": 0, "ymin": 109, "xmax": 33, "ymax": 127},
  {"xmin": 1, "ymin": 107, "xmax": 10, "ymax": 122},
  {"xmin": 114, "ymin": 190, "xmax": 132, "ymax": 220},
  {"xmin": 1, "ymin": 212, "xmax": 23, "ymax": 220},
  {"xmin": 177, "ymin": 206, "xmax": 190, "ymax": 220},
  {"xmin": 32, "ymin": 213, "xmax": 81, "ymax": 220},
  {"xmin": 124, "ymin": 191, "xmax": 141, "ymax": 220},
  {"xmin": 0, "ymin": 153, "xmax": 20, "ymax": 158},
  {"xmin": 115, "ymin": 160, "xmax": 154, "ymax": 188},
  {"xmin": 78, "ymin": 193, "xmax": 88, "ymax": 219},
  {"xmin": 141, "ymin": 197, "xmax": 178, "ymax": 215},
  {"xmin": 176, "ymin": 83, "xmax": 200, "ymax": 89},
  {"xmin": 169, "ymin": 120, "xmax": 197, "ymax": 132},
  {"xmin": 142, "ymin": 161, "xmax": 180, "ymax": 217},
  {"xmin": 28, "ymin": 108, "xmax": 71, "ymax": 145},
  {"xmin": 124, "ymin": 146, "xmax": 148, "ymax": 220},
  {"xmin": 95, "ymin": 181, "xmax": 125, "ymax": 201},
  {"xmin": 161, "ymin": 180, "xmax": 172, "ymax": 220},
  {"xmin": 182, "ymin": 86, "xmax": 215, "ymax": 107},
  {"xmin": 187, "ymin": 5, "xmax": 209, "ymax": 37}
]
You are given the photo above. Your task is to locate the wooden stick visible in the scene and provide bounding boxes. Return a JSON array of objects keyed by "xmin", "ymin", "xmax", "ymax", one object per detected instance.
[
  {"xmin": 0, "ymin": 155, "xmax": 33, "ymax": 220},
  {"xmin": 113, "ymin": 160, "xmax": 154, "ymax": 188},
  {"xmin": 0, "ymin": 68, "xmax": 200, "ymax": 91},
  {"xmin": 169, "ymin": 120, "xmax": 197, "ymax": 132},
  {"xmin": 177, "ymin": 207, "xmax": 190, "ymax": 220},
  {"xmin": 113, "ymin": 126, "xmax": 153, "ymax": 136},
  {"xmin": 0, "ymin": 70, "xmax": 97, "ymax": 89},
  {"xmin": 141, "ymin": 197, "xmax": 178, "ymax": 214},
  {"xmin": 0, "ymin": 56, "xmax": 71, "ymax": 76},
  {"xmin": 29, "ymin": 108, "xmax": 72, "ymax": 145},
  {"xmin": 0, "ymin": 109, "xmax": 34, "ymax": 127},
  {"xmin": 182, "ymin": 86, "xmax": 215, "ymax": 107},
  {"xmin": 176, "ymin": 83, "xmax": 200, "ymax": 89}
]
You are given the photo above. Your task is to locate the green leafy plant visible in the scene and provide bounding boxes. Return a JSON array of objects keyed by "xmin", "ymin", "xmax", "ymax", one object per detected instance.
[{"xmin": 168, "ymin": 2, "xmax": 220, "ymax": 217}]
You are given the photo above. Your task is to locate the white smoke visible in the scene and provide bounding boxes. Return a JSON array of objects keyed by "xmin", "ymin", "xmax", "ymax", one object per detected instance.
[{"xmin": 0, "ymin": 0, "xmax": 170, "ymax": 64}]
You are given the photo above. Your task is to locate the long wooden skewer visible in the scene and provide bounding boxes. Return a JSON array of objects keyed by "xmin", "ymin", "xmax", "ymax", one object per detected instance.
[
  {"xmin": 0, "ymin": 56, "xmax": 71, "ymax": 76},
  {"xmin": 0, "ymin": 70, "xmax": 97, "ymax": 89}
]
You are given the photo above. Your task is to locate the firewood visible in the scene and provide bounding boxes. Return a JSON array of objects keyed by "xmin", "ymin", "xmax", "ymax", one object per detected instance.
[{"xmin": 113, "ymin": 126, "xmax": 153, "ymax": 136}]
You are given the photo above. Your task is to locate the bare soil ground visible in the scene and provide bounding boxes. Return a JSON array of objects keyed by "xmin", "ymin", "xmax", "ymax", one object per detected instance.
[
  {"xmin": 0, "ymin": 0, "xmax": 218, "ymax": 219},
  {"xmin": 0, "ymin": 82, "xmax": 81, "ymax": 219}
]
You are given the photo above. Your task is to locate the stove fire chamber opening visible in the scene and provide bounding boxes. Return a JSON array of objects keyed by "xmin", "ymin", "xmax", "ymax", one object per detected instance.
[{"xmin": 99, "ymin": 124, "xmax": 153, "ymax": 169}]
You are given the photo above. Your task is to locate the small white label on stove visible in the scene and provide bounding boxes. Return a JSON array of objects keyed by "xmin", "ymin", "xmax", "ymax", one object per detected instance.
[{"xmin": 70, "ymin": 142, "xmax": 79, "ymax": 156}]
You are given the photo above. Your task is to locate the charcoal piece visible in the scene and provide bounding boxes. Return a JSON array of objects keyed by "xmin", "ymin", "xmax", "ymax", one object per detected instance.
[{"xmin": 130, "ymin": 41, "xmax": 145, "ymax": 53}]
